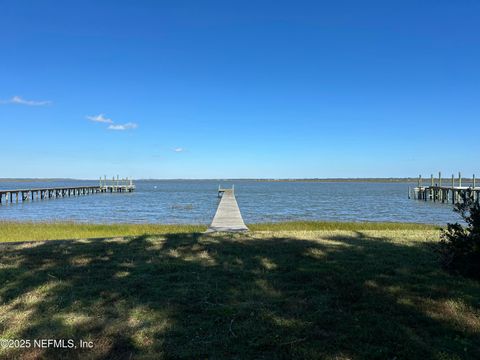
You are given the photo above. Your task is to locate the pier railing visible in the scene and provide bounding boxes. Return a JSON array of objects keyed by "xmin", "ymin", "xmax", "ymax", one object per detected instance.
[
  {"xmin": 99, "ymin": 176, "xmax": 135, "ymax": 192},
  {"xmin": 218, "ymin": 185, "xmax": 234, "ymax": 197},
  {"xmin": 410, "ymin": 172, "xmax": 479, "ymax": 204}
]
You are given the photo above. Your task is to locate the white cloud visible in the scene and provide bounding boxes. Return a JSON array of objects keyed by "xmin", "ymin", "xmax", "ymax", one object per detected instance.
[
  {"xmin": 107, "ymin": 122, "xmax": 138, "ymax": 131},
  {"xmin": 86, "ymin": 114, "xmax": 113, "ymax": 124},
  {"xmin": 86, "ymin": 113, "xmax": 138, "ymax": 131},
  {"xmin": 0, "ymin": 95, "xmax": 51, "ymax": 106},
  {"xmin": 173, "ymin": 147, "xmax": 185, "ymax": 152}
]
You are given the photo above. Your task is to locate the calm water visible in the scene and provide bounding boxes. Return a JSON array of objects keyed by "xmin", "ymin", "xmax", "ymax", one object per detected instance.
[{"xmin": 0, "ymin": 180, "xmax": 462, "ymax": 225}]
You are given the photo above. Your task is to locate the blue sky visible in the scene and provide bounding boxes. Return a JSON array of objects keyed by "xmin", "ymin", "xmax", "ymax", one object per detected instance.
[{"xmin": 1, "ymin": 0, "xmax": 479, "ymax": 179}]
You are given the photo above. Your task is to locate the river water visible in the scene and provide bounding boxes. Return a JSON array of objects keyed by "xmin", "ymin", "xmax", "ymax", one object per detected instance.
[{"xmin": 0, "ymin": 180, "xmax": 462, "ymax": 225}]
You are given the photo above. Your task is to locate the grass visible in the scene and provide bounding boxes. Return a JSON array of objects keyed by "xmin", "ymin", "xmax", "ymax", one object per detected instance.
[
  {"xmin": 0, "ymin": 222, "xmax": 206, "ymax": 243},
  {"xmin": 248, "ymin": 221, "xmax": 439, "ymax": 232},
  {"xmin": 0, "ymin": 221, "xmax": 438, "ymax": 243},
  {"xmin": 0, "ymin": 223, "xmax": 479, "ymax": 359}
]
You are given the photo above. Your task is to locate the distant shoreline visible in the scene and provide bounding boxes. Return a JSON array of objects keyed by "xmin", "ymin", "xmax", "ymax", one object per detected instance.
[{"xmin": 0, "ymin": 177, "xmax": 475, "ymax": 183}]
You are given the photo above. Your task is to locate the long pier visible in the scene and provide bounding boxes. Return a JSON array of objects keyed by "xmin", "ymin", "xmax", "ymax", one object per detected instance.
[
  {"xmin": 207, "ymin": 186, "xmax": 248, "ymax": 232},
  {"xmin": 410, "ymin": 172, "xmax": 479, "ymax": 204},
  {"xmin": 0, "ymin": 176, "xmax": 135, "ymax": 205}
]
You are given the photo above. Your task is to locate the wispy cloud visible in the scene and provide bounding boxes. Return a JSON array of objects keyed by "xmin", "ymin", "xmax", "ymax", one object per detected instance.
[
  {"xmin": 108, "ymin": 122, "xmax": 138, "ymax": 131},
  {"xmin": 86, "ymin": 113, "xmax": 113, "ymax": 124},
  {"xmin": 173, "ymin": 147, "xmax": 185, "ymax": 153},
  {"xmin": 0, "ymin": 95, "xmax": 51, "ymax": 106},
  {"xmin": 86, "ymin": 113, "xmax": 138, "ymax": 131}
]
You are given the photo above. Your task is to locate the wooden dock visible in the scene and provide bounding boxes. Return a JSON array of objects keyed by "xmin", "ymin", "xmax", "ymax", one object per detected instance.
[
  {"xmin": 0, "ymin": 176, "xmax": 135, "ymax": 205},
  {"xmin": 410, "ymin": 172, "xmax": 479, "ymax": 204},
  {"xmin": 207, "ymin": 186, "xmax": 248, "ymax": 233}
]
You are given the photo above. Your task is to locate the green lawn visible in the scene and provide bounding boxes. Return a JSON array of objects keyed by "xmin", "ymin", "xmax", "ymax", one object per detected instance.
[{"xmin": 0, "ymin": 223, "xmax": 479, "ymax": 359}]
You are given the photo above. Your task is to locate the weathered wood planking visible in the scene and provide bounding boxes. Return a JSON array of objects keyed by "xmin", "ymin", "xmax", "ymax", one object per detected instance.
[{"xmin": 207, "ymin": 188, "xmax": 248, "ymax": 233}]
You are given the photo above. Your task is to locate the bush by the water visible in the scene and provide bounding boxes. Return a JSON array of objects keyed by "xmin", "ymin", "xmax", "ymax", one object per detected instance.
[{"xmin": 438, "ymin": 191, "xmax": 480, "ymax": 280}]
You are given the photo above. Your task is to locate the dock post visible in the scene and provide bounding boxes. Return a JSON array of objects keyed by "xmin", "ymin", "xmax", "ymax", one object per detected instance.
[
  {"xmin": 450, "ymin": 175, "xmax": 454, "ymax": 204},
  {"xmin": 438, "ymin": 171, "xmax": 442, "ymax": 201},
  {"xmin": 459, "ymin": 172, "xmax": 462, "ymax": 188},
  {"xmin": 473, "ymin": 174, "xmax": 476, "ymax": 203},
  {"xmin": 430, "ymin": 174, "xmax": 434, "ymax": 200},
  {"xmin": 418, "ymin": 175, "xmax": 422, "ymax": 187}
]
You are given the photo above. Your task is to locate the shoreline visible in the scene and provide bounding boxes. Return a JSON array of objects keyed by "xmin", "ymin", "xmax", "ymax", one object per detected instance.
[
  {"xmin": 0, "ymin": 220, "xmax": 440, "ymax": 243},
  {"xmin": 3, "ymin": 177, "xmax": 476, "ymax": 183}
]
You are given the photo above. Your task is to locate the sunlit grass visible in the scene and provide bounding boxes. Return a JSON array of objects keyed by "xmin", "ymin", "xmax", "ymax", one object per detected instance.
[
  {"xmin": 0, "ymin": 221, "xmax": 439, "ymax": 243},
  {"xmin": 0, "ymin": 221, "xmax": 206, "ymax": 242},
  {"xmin": 249, "ymin": 221, "xmax": 439, "ymax": 232}
]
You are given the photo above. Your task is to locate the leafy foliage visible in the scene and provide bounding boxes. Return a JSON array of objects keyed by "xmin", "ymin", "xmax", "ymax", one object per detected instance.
[{"xmin": 438, "ymin": 191, "xmax": 480, "ymax": 279}]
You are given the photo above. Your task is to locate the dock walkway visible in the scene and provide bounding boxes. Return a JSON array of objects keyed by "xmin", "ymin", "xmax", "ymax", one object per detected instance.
[
  {"xmin": 207, "ymin": 187, "xmax": 248, "ymax": 233},
  {"xmin": 0, "ymin": 176, "xmax": 135, "ymax": 204}
]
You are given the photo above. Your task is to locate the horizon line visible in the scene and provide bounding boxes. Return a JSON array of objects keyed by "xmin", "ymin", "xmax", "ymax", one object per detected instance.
[{"xmin": 0, "ymin": 176, "xmax": 470, "ymax": 182}]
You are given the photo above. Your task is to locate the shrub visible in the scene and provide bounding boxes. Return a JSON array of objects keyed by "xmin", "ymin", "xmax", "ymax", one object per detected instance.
[{"xmin": 437, "ymin": 190, "xmax": 480, "ymax": 280}]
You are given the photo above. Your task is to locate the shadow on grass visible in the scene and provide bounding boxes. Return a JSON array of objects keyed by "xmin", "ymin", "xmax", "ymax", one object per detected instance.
[{"xmin": 1, "ymin": 231, "xmax": 479, "ymax": 359}]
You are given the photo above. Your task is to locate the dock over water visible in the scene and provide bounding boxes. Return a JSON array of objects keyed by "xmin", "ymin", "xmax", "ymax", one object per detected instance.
[
  {"xmin": 0, "ymin": 176, "xmax": 135, "ymax": 205},
  {"xmin": 207, "ymin": 186, "xmax": 248, "ymax": 233},
  {"xmin": 411, "ymin": 172, "xmax": 479, "ymax": 204}
]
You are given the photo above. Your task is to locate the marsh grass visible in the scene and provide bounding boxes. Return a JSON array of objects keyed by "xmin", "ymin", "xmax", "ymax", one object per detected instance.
[
  {"xmin": 1, "ymin": 226, "xmax": 479, "ymax": 359},
  {"xmin": 0, "ymin": 222, "xmax": 206, "ymax": 243},
  {"xmin": 0, "ymin": 221, "xmax": 438, "ymax": 243},
  {"xmin": 249, "ymin": 221, "xmax": 439, "ymax": 232}
]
